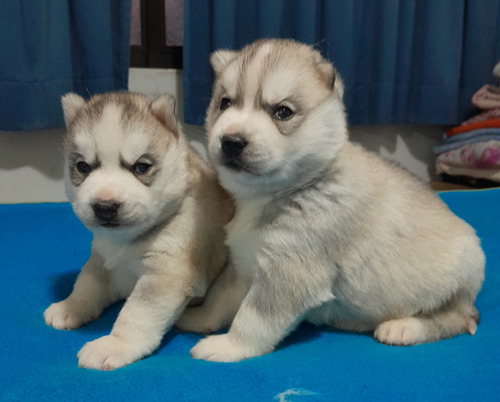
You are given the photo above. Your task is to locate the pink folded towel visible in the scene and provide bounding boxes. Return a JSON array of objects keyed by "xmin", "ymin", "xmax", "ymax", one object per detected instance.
[{"xmin": 472, "ymin": 85, "xmax": 500, "ymax": 109}]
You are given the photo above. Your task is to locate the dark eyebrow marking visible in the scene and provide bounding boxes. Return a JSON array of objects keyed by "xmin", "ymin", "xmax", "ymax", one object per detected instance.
[
  {"xmin": 67, "ymin": 152, "xmax": 101, "ymax": 187},
  {"xmin": 119, "ymin": 152, "xmax": 159, "ymax": 187},
  {"xmin": 69, "ymin": 152, "xmax": 101, "ymax": 167},
  {"xmin": 119, "ymin": 153, "xmax": 156, "ymax": 169}
]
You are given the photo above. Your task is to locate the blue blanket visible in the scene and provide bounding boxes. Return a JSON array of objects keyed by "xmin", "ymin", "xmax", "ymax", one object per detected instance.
[{"xmin": 1, "ymin": 190, "xmax": 499, "ymax": 401}]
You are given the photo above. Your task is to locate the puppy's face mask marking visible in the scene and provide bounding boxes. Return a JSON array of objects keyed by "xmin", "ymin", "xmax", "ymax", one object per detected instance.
[
  {"xmin": 205, "ymin": 40, "xmax": 345, "ymax": 195},
  {"xmin": 62, "ymin": 93, "xmax": 185, "ymax": 236}
]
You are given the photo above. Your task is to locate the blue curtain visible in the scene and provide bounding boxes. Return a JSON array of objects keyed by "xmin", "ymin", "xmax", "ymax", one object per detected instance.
[
  {"xmin": 183, "ymin": 0, "xmax": 500, "ymax": 126},
  {"xmin": 0, "ymin": 1, "xmax": 131, "ymax": 131}
]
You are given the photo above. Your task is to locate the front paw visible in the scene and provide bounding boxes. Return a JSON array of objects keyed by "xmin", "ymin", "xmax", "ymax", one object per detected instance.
[
  {"xmin": 44, "ymin": 300, "xmax": 97, "ymax": 330},
  {"xmin": 77, "ymin": 335, "xmax": 144, "ymax": 370},
  {"xmin": 190, "ymin": 334, "xmax": 263, "ymax": 362}
]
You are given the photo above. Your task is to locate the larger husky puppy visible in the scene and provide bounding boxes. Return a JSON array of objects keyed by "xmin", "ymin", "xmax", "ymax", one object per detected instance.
[
  {"xmin": 44, "ymin": 92, "xmax": 232, "ymax": 370},
  {"xmin": 180, "ymin": 39, "xmax": 485, "ymax": 362}
]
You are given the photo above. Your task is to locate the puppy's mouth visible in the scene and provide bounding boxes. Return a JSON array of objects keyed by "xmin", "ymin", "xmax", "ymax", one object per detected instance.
[
  {"xmin": 220, "ymin": 155, "xmax": 282, "ymax": 179},
  {"xmin": 99, "ymin": 221, "xmax": 121, "ymax": 228},
  {"xmin": 222, "ymin": 157, "xmax": 249, "ymax": 172}
]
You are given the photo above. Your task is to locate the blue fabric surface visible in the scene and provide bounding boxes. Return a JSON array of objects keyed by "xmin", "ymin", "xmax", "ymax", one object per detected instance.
[
  {"xmin": 0, "ymin": 1, "xmax": 131, "ymax": 130},
  {"xmin": 183, "ymin": 0, "xmax": 500, "ymax": 126},
  {"xmin": 0, "ymin": 189, "xmax": 499, "ymax": 401}
]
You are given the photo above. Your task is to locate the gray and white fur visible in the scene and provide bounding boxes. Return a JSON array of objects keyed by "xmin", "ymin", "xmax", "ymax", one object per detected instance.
[
  {"xmin": 177, "ymin": 39, "xmax": 486, "ymax": 362},
  {"xmin": 44, "ymin": 92, "xmax": 233, "ymax": 370}
]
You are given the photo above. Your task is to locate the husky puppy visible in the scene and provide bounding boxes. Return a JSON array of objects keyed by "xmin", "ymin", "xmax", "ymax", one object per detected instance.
[
  {"xmin": 43, "ymin": 92, "xmax": 232, "ymax": 370},
  {"xmin": 180, "ymin": 39, "xmax": 485, "ymax": 362}
]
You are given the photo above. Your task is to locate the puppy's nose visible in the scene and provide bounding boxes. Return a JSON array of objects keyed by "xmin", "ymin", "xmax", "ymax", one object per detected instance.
[
  {"xmin": 93, "ymin": 202, "xmax": 120, "ymax": 221},
  {"xmin": 221, "ymin": 134, "xmax": 248, "ymax": 158}
]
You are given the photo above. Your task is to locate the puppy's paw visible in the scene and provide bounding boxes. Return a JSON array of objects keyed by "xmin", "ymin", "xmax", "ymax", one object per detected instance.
[
  {"xmin": 190, "ymin": 334, "xmax": 263, "ymax": 362},
  {"xmin": 44, "ymin": 300, "xmax": 97, "ymax": 330},
  {"xmin": 77, "ymin": 335, "xmax": 144, "ymax": 371},
  {"xmin": 374, "ymin": 317, "xmax": 426, "ymax": 346}
]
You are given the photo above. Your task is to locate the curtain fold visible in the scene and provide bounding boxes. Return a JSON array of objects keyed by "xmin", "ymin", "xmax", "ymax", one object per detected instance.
[
  {"xmin": 0, "ymin": 1, "xmax": 131, "ymax": 131},
  {"xmin": 183, "ymin": 0, "xmax": 500, "ymax": 126}
]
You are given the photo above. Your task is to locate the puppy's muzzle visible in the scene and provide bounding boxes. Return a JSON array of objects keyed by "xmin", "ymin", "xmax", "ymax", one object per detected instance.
[
  {"xmin": 220, "ymin": 134, "xmax": 249, "ymax": 172},
  {"xmin": 93, "ymin": 202, "xmax": 121, "ymax": 227},
  {"xmin": 221, "ymin": 134, "xmax": 248, "ymax": 158}
]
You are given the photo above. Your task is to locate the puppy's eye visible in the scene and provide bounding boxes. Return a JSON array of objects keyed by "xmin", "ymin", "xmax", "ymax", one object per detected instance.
[
  {"xmin": 274, "ymin": 106, "xmax": 294, "ymax": 121},
  {"xmin": 220, "ymin": 98, "xmax": 231, "ymax": 111},
  {"xmin": 76, "ymin": 161, "xmax": 91, "ymax": 174},
  {"xmin": 132, "ymin": 162, "xmax": 151, "ymax": 175}
]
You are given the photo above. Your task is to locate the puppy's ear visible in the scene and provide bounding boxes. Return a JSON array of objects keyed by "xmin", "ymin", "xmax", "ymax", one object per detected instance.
[
  {"xmin": 332, "ymin": 71, "xmax": 344, "ymax": 99},
  {"xmin": 317, "ymin": 60, "xmax": 344, "ymax": 99},
  {"xmin": 210, "ymin": 50, "xmax": 237, "ymax": 75},
  {"xmin": 311, "ymin": 50, "xmax": 343, "ymax": 97},
  {"xmin": 150, "ymin": 94, "xmax": 179, "ymax": 137},
  {"xmin": 61, "ymin": 93, "xmax": 86, "ymax": 126}
]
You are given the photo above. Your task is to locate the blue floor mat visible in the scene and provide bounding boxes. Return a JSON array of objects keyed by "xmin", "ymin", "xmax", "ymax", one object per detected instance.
[{"xmin": 0, "ymin": 189, "xmax": 498, "ymax": 401}]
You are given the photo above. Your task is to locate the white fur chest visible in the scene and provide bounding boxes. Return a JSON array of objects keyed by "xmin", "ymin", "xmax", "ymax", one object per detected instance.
[
  {"xmin": 92, "ymin": 236, "xmax": 143, "ymax": 295},
  {"xmin": 226, "ymin": 197, "xmax": 270, "ymax": 278}
]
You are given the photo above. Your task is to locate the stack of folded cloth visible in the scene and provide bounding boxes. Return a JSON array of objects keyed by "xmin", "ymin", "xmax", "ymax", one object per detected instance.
[{"xmin": 434, "ymin": 84, "xmax": 500, "ymax": 183}]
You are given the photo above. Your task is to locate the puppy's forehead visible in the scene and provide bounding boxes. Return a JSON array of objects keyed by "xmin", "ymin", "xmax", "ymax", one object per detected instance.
[
  {"xmin": 92, "ymin": 103, "xmax": 126, "ymax": 156},
  {"xmin": 65, "ymin": 103, "xmax": 123, "ymax": 160},
  {"xmin": 67, "ymin": 98, "xmax": 167, "ymax": 162},
  {"xmin": 120, "ymin": 130, "xmax": 154, "ymax": 161},
  {"xmin": 217, "ymin": 43, "xmax": 271, "ymax": 98},
  {"xmin": 218, "ymin": 41, "xmax": 328, "ymax": 104},
  {"xmin": 261, "ymin": 66, "xmax": 304, "ymax": 104},
  {"xmin": 219, "ymin": 59, "xmax": 241, "ymax": 99},
  {"xmin": 262, "ymin": 45, "xmax": 331, "ymax": 101}
]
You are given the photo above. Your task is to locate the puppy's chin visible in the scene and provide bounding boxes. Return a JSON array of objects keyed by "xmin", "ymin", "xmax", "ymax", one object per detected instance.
[
  {"xmin": 94, "ymin": 220, "xmax": 126, "ymax": 230},
  {"xmin": 220, "ymin": 157, "xmax": 261, "ymax": 176},
  {"xmin": 215, "ymin": 161, "xmax": 291, "ymax": 199},
  {"xmin": 99, "ymin": 222, "xmax": 121, "ymax": 229},
  {"xmin": 210, "ymin": 146, "xmax": 276, "ymax": 177},
  {"xmin": 82, "ymin": 217, "xmax": 132, "ymax": 233},
  {"xmin": 221, "ymin": 159, "xmax": 248, "ymax": 173},
  {"xmin": 89, "ymin": 219, "xmax": 149, "ymax": 243}
]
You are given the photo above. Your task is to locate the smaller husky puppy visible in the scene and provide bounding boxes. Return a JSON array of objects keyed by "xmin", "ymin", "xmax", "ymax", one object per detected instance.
[
  {"xmin": 44, "ymin": 92, "xmax": 232, "ymax": 370},
  {"xmin": 180, "ymin": 39, "xmax": 485, "ymax": 362}
]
